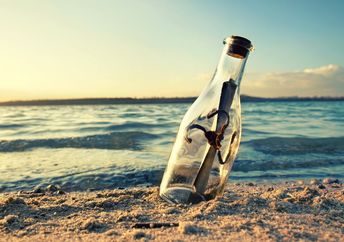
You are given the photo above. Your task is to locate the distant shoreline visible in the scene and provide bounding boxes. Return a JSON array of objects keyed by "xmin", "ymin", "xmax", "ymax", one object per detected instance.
[{"xmin": 0, "ymin": 96, "xmax": 343, "ymax": 106}]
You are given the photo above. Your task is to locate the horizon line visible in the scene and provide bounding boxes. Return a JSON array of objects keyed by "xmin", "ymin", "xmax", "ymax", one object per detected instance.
[
  {"xmin": 0, "ymin": 95, "xmax": 343, "ymax": 106},
  {"xmin": 1, "ymin": 94, "xmax": 344, "ymax": 102}
]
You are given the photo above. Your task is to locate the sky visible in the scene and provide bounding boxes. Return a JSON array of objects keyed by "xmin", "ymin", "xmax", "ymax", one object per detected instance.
[{"xmin": 0, "ymin": 0, "xmax": 343, "ymax": 101}]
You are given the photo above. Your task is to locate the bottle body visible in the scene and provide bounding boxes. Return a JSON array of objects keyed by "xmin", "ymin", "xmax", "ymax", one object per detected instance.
[{"xmin": 160, "ymin": 36, "xmax": 252, "ymax": 204}]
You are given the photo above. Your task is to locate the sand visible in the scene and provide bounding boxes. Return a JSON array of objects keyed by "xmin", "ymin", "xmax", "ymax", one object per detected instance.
[{"xmin": 0, "ymin": 180, "xmax": 343, "ymax": 241}]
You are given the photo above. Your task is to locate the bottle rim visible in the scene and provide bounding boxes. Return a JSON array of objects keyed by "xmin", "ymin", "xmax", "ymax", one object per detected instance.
[{"xmin": 223, "ymin": 35, "xmax": 254, "ymax": 52}]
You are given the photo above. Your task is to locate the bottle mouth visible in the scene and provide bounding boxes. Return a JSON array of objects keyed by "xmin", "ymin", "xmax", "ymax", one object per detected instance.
[{"xmin": 223, "ymin": 35, "xmax": 254, "ymax": 59}]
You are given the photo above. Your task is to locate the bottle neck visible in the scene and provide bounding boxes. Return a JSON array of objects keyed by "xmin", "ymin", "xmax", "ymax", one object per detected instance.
[{"xmin": 211, "ymin": 44, "xmax": 249, "ymax": 87}]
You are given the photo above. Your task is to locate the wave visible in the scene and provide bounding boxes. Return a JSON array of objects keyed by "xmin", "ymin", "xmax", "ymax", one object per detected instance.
[
  {"xmin": 247, "ymin": 136, "xmax": 344, "ymax": 155},
  {"xmin": 0, "ymin": 168, "xmax": 165, "ymax": 192},
  {"xmin": 0, "ymin": 124, "xmax": 26, "ymax": 129},
  {"xmin": 106, "ymin": 121, "xmax": 177, "ymax": 131},
  {"xmin": 1, "ymin": 164, "xmax": 343, "ymax": 192},
  {"xmin": 233, "ymin": 158, "xmax": 344, "ymax": 172},
  {"xmin": 242, "ymin": 128, "xmax": 274, "ymax": 135},
  {"xmin": 229, "ymin": 172, "xmax": 344, "ymax": 181},
  {"xmin": 0, "ymin": 131, "xmax": 159, "ymax": 152}
]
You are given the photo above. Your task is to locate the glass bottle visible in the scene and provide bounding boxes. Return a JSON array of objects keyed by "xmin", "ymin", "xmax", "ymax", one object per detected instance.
[{"xmin": 159, "ymin": 36, "xmax": 254, "ymax": 204}]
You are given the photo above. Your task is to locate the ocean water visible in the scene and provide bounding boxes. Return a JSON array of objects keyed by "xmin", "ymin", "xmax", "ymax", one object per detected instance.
[{"xmin": 0, "ymin": 101, "xmax": 343, "ymax": 192}]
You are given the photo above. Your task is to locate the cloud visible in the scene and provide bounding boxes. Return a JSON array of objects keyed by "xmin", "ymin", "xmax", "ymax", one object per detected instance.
[{"xmin": 242, "ymin": 64, "xmax": 344, "ymax": 97}]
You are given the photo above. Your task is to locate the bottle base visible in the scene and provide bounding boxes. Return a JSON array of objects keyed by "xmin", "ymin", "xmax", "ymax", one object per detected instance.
[{"xmin": 159, "ymin": 186, "xmax": 206, "ymax": 204}]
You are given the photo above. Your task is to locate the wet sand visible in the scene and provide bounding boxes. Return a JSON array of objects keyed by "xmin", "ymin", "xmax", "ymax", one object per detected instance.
[{"xmin": 0, "ymin": 180, "xmax": 343, "ymax": 241}]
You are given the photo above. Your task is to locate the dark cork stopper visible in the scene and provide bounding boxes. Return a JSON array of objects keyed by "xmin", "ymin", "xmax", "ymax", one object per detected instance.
[{"xmin": 223, "ymin": 36, "xmax": 253, "ymax": 59}]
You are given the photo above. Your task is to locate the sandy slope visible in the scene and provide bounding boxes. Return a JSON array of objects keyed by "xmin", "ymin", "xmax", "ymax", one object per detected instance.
[{"xmin": 0, "ymin": 181, "xmax": 343, "ymax": 241}]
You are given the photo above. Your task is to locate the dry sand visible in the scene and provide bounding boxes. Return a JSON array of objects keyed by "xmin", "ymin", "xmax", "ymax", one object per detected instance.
[{"xmin": 0, "ymin": 180, "xmax": 343, "ymax": 241}]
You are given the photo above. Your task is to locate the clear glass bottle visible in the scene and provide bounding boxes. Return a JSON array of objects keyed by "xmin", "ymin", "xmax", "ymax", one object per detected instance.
[{"xmin": 159, "ymin": 36, "xmax": 254, "ymax": 204}]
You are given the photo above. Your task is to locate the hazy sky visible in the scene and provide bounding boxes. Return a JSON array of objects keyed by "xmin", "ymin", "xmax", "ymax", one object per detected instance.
[{"xmin": 1, "ymin": 1, "xmax": 343, "ymax": 101}]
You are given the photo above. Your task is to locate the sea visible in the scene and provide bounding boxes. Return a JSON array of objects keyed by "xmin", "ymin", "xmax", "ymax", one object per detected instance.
[{"xmin": 0, "ymin": 101, "xmax": 343, "ymax": 192}]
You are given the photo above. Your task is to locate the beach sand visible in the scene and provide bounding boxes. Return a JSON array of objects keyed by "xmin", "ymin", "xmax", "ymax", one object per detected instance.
[{"xmin": 0, "ymin": 180, "xmax": 343, "ymax": 241}]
